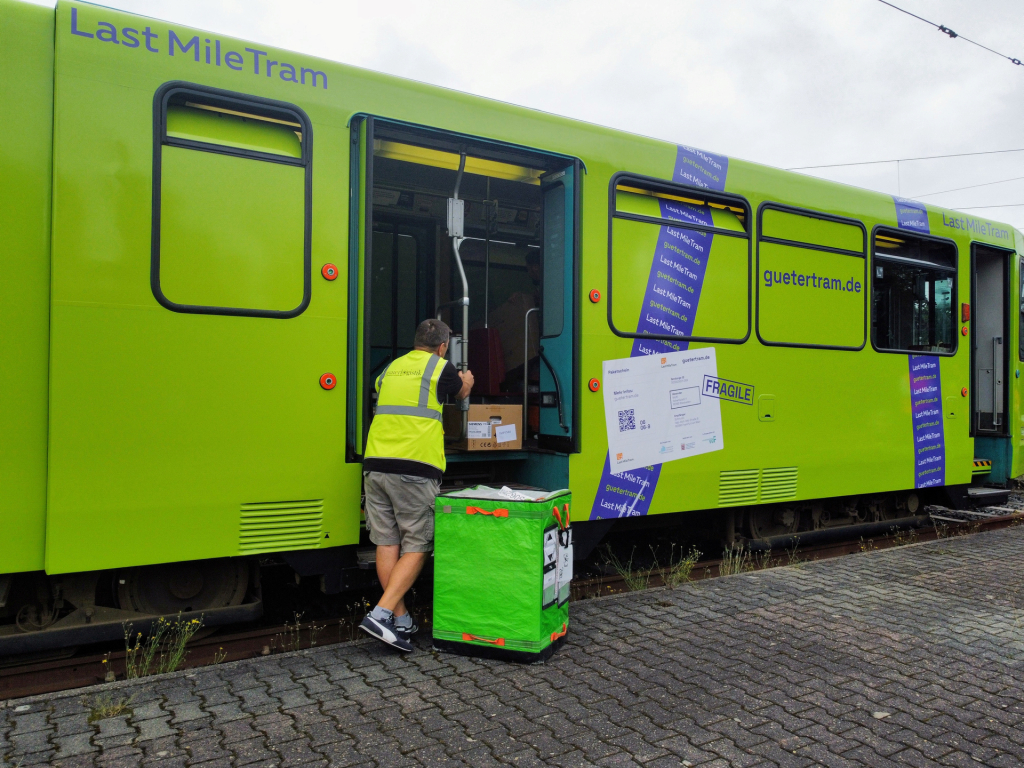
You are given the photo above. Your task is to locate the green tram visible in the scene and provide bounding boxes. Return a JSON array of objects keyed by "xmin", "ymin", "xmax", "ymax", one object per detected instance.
[{"xmin": 2, "ymin": 0, "xmax": 1022, "ymax": 652}]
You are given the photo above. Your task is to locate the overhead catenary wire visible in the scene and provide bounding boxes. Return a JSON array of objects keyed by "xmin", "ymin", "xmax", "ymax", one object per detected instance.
[
  {"xmin": 912, "ymin": 174, "xmax": 1024, "ymax": 200},
  {"xmin": 875, "ymin": 0, "xmax": 1024, "ymax": 69},
  {"xmin": 787, "ymin": 147, "xmax": 1024, "ymax": 171},
  {"xmin": 951, "ymin": 203, "xmax": 1024, "ymax": 211}
]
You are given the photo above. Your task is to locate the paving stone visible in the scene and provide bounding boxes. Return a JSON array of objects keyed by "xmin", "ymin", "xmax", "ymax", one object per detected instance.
[{"xmin": 10, "ymin": 527, "xmax": 1024, "ymax": 766}]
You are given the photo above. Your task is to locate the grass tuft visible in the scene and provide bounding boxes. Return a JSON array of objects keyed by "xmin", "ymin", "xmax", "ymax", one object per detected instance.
[
  {"xmin": 84, "ymin": 692, "xmax": 134, "ymax": 723},
  {"xmin": 662, "ymin": 544, "xmax": 702, "ymax": 588},
  {"xmin": 603, "ymin": 545, "xmax": 652, "ymax": 591},
  {"xmin": 123, "ymin": 615, "xmax": 204, "ymax": 680}
]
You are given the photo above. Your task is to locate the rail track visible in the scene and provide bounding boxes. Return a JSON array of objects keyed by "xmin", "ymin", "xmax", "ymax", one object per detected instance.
[{"xmin": 2, "ymin": 510, "xmax": 1020, "ymax": 702}]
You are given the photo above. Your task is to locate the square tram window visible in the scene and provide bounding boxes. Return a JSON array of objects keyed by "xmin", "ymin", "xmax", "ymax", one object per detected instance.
[{"xmin": 872, "ymin": 231, "xmax": 956, "ymax": 354}]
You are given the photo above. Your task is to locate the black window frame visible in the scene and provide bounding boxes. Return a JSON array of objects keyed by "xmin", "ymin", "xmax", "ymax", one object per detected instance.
[
  {"xmin": 755, "ymin": 202, "xmax": 868, "ymax": 352},
  {"xmin": 151, "ymin": 81, "xmax": 313, "ymax": 319},
  {"xmin": 606, "ymin": 171, "xmax": 752, "ymax": 345},
  {"xmin": 869, "ymin": 225, "xmax": 959, "ymax": 357}
]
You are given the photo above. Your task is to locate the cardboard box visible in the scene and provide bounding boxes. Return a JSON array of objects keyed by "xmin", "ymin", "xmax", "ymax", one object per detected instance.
[{"xmin": 444, "ymin": 404, "xmax": 523, "ymax": 450}]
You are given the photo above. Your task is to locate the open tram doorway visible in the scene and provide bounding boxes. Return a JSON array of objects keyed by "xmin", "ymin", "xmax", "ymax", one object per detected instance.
[
  {"xmin": 971, "ymin": 243, "xmax": 1015, "ymax": 485},
  {"xmin": 347, "ymin": 117, "xmax": 580, "ymax": 490},
  {"xmin": 972, "ymin": 244, "xmax": 1010, "ymax": 436}
]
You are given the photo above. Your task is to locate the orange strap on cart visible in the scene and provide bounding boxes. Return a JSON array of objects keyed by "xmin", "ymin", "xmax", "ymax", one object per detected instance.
[
  {"xmin": 550, "ymin": 623, "xmax": 567, "ymax": 642},
  {"xmin": 466, "ymin": 506, "xmax": 508, "ymax": 518},
  {"xmin": 462, "ymin": 633, "xmax": 505, "ymax": 646},
  {"xmin": 552, "ymin": 502, "xmax": 570, "ymax": 530}
]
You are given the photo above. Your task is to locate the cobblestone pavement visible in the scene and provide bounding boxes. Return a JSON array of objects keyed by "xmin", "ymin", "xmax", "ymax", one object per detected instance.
[{"xmin": 6, "ymin": 527, "xmax": 1024, "ymax": 767}]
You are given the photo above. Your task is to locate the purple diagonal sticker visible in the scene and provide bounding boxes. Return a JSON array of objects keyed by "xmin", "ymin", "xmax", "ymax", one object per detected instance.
[
  {"xmin": 590, "ymin": 145, "xmax": 729, "ymax": 519},
  {"xmin": 909, "ymin": 355, "xmax": 944, "ymax": 488},
  {"xmin": 893, "ymin": 196, "xmax": 929, "ymax": 234}
]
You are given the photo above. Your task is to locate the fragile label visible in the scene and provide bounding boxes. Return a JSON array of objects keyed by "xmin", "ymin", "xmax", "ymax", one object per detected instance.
[
  {"xmin": 543, "ymin": 529, "xmax": 557, "ymax": 567},
  {"xmin": 467, "ymin": 421, "xmax": 491, "ymax": 439},
  {"xmin": 495, "ymin": 424, "xmax": 517, "ymax": 444}
]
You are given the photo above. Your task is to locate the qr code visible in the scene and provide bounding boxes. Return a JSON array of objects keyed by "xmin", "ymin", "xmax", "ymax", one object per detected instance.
[{"xmin": 618, "ymin": 409, "xmax": 636, "ymax": 432}]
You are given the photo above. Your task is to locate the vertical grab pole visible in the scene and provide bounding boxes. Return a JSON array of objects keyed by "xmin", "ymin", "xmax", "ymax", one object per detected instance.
[
  {"xmin": 524, "ymin": 307, "xmax": 539, "ymax": 443},
  {"xmin": 994, "ymin": 336, "xmax": 1003, "ymax": 427},
  {"xmin": 450, "ymin": 152, "xmax": 470, "ymax": 437},
  {"xmin": 484, "ymin": 178, "xmax": 490, "ymax": 329}
]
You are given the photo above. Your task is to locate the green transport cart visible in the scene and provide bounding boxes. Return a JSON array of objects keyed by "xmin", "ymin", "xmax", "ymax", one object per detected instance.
[{"xmin": 432, "ymin": 487, "xmax": 572, "ymax": 662}]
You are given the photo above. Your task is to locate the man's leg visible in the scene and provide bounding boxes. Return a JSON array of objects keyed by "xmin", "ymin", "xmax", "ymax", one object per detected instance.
[
  {"xmin": 374, "ymin": 544, "xmax": 409, "ymax": 617},
  {"xmin": 377, "ymin": 552, "xmax": 427, "ymax": 613},
  {"xmin": 378, "ymin": 474, "xmax": 437, "ymax": 617},
  {"xmin": 359, "ymin": 474, "xmax": 415, "ymax": 651}
]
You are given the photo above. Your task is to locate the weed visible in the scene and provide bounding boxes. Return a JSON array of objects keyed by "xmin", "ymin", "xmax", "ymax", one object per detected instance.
[
  {"xmin": 280, "ymin": 612, "xmax": 305, "ymax": 653},
  {"xmin": 859, "ymin": 537, "xmax": 877, "ymax": 552},
  {"xmin": 719, "ymin": 545, "xmax": 753, "ymax": 576},
  {"xmin": 84, "ymin": 692, "xmax": 134, "ymax": 723},
  {"xmin": 662, "ymin": 545, "xmax": 702, "ymax": 588},
  {"xmin": 343, "ymin": 598, "xmax": 372, "ymax": 641},
  {"xmin": 785, "ymin": 540, "xmax": 803, "ymax": 567},
  {"xmin": 603, "ymin": 545, "xmax": 651, "ymax": 591},
  {"xmin": 123, "ymin": 615, "xmax": 204, "ymax": 679},
  {"xmin": 213, "ymin": 647, "xmax": 227, "ymax": 664},
  {"xmin": 751, "ymin": 548, "xmax": 773, "ymax": 571},
  {"xmin": 271, "ymin": 612, "xmax": 334, "ymax": 652},
  {"xmin": 101, "ymin": 652, "xmax": 115, "ymax": 683},
  {"xmin": 308, "ymin": 620, "xmax": 325, "ymax": 648},
  {"xmin": 890, "ymin": 527, "xmax": 919, "ymax": 547}
]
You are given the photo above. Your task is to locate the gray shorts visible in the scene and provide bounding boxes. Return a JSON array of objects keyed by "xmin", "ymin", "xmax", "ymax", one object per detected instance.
[{"xmin": 363, "ymin": 471, "xmax": 440, "ymax": 554}]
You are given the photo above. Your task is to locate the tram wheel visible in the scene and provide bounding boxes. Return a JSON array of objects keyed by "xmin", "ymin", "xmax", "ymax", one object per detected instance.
[
  {"xmin": 116, "ymin": 558, "xmax": 249, "ymax": 615},
  {"xmin": 747, "ymin": 506, "xmax": 799, "ymax": 540}
]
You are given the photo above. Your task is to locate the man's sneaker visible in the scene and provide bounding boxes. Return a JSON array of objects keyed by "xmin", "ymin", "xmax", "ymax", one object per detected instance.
[
  {"xmin": 394, "ymin": 615, "xmax": 419, "ymax": 641},
  {"xmin": 359, "ymin": 613, "xmax": 413, "ymax": 652}
]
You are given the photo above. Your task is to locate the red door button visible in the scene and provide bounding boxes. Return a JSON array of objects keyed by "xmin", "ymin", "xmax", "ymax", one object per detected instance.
[
  {"xmin": 961, "ymin": 326, "xmax": 969, "ymax": 336},
  {"xmin": 961, "ymin": 387, "xmax": 968, "ymax": 397},
  {"xmin": 589, "ymin": 289, "xmax": 601, "ymax": 303},
  {"xmin": 320, "ymin": 373, "xmax": 337, "ymax": 390},
  {"xmin": 321, "ymin": 263, "xmax": 338, "ymax": 281},
  {"xmin": 588, "ymin": 378, "xmax": 601, "ymax": 392}
]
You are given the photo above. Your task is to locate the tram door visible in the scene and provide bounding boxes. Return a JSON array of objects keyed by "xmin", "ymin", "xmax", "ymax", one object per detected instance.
[{"xmin": 972, "ymin": 244, "xmax": 1010, "ymax": 435}]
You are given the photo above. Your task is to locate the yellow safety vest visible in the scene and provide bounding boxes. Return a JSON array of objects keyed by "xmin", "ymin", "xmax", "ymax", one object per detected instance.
[{"xmin": 364, "ymin": 349, "xmax": 447, "ymax": 473}]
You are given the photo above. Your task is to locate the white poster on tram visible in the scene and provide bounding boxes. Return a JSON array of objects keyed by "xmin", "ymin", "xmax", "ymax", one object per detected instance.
[{"xmin": 602, "ymin": 347, "xmax": 723, "ymax": 474}]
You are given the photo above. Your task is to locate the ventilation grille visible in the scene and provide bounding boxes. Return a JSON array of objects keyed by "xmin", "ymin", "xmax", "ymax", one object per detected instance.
[
  {"xmin": 718, "ymin": 468, "xmax": 798, "ymax": 506},
  {"xmin": 718, "ymin": 470, "xmax": 760, "ymax": 506},
  {"xmin": 759, "ymin": 467, "xmax": 798, "ymax": 501},
  {"xmin": 239, "ymin": 499, "xmax": 323, "ymax": 554}
]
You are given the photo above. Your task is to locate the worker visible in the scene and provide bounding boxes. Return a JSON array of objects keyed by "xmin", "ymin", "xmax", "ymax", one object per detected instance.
[{"xmin": 359, "ymin": 318, "xmax": 474, "ymax": 651}]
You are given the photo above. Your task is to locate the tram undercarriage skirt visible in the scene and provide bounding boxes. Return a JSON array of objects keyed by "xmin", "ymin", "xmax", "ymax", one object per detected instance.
[{"xmin": 743, "ymin": 514, "xmax": 931, "ymax": 552}]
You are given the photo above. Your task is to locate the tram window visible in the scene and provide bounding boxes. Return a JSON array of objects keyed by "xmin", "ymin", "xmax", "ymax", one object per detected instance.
[
  {"xmin": 152, "ymin": 84, "xmax": 312, "ymax": 318},
  {"xmin": 757, "ymin": 205, "xmax": 866, "ymax": 350},
  {"xmin": 871, "ymin": 231, "xmax": 956, "ymax": 354},
  {"xmin": 608, "ymin": 175, "xmax": 750, "ymax": 344}
]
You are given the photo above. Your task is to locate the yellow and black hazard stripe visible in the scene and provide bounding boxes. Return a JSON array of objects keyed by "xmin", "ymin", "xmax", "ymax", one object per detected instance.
[{"xmin": 972, "ymin": 459, "xmax": 993, "ymax": 475}]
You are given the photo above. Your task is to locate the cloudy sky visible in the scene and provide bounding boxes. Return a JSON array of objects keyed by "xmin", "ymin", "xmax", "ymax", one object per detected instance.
[{"xmin": 37, "ymin": 0, "xmax": 1024, "ymax": 229}]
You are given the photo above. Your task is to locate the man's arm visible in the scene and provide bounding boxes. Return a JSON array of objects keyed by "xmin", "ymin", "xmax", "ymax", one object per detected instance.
[
  {"xmin": 437, "ymin": 362, "xmax": 473, "ymax": 404},
  {"xmin": 456, "ymin": 369, "xmax": 475, "ymax": 400}
]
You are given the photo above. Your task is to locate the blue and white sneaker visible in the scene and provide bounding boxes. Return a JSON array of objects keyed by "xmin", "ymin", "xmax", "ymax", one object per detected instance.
[
  {"xmin": 394, "ymin": 614, "xmax": 419, "ymax": 641},
  {"xmin": 359, "ymin": 613, "xmax": 413, "ymax": 652}
]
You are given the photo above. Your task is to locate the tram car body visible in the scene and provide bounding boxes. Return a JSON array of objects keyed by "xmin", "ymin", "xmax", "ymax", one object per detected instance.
[{"xmin": 2, "ymin": 0, "xmax": 1023, "ymax": 650}]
